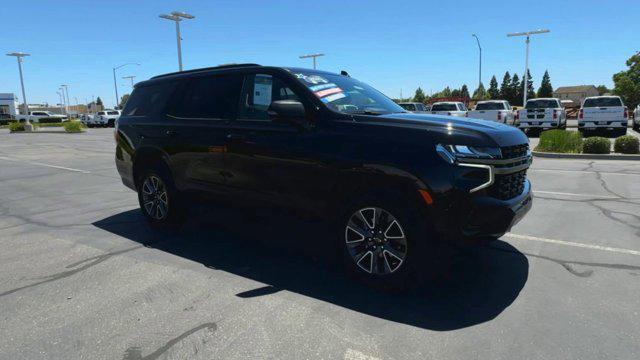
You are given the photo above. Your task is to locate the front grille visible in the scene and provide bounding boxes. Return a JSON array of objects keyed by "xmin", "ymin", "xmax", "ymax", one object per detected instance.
[
  {"xmin": 501, "ymin": 144, "xmax": 529, "ymax": 159},
  {"xmin": 491, "ymin": 169, "xmax": 527, "ymax": 200}
]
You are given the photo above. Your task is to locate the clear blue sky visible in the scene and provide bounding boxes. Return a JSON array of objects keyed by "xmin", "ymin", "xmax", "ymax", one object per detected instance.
[{"xmin": 2, "ymin": 0, "xmax": 638, "ymax": 108}]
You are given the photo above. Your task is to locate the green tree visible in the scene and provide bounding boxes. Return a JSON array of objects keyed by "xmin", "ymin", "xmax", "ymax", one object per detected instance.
[
  {"xmin": 613, "ymin": 53, "xmax": 640, "ymax": 109},
  {"xmin": 472, "ymin": 83, "xmax": 487, "ymax": 100},
  {"xmin": 500, "ymin": 71, "xmax": 511, "ymax": 100},
  {"xmin": 413, "ymin": 87, "xmax": 426, "ymax": 103},
  {"xmin": 488, "ymin": 76, "xmax": 499, "ymax": 99},
  {"xmin": 119, "ymin": 94, "xmax": 130, "ymax": 109},
  {"xmin": 510, "ymin": 73, "xmax": 521, "ymax": 105},
  {"xmin": 460, "ymin": 84, "xmax": 470, "ymax": 99},
  {"xmin": 537, "ymin": 70, "xmax": 554, "ymax": 97},
  {"xmin": 525, "ymin": 70, "xmax": 535, "ymax": 99},
  {"xmin": 441, "ymin": 86, "xmax": 452, "ymax": 98},
  {"xmin": 451, "ymin": 89, "xmax": 461, "ymax": 98},
  {"xmin": 596, "ymin": 85, "xmax": 610, "ymax": 95},
  {"xmin": 96, "ymin": 97, "xmax": 103, "ymax": 107}
]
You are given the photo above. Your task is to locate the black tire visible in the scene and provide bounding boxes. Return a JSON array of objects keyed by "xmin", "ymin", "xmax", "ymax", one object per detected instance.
[
  {"xmin": 335, "ymin": 192, "xmax": 446, "ymax": 291},
  {"xmin": 137, "ymin": 163, "xmax": 185, "ymax": 228}
]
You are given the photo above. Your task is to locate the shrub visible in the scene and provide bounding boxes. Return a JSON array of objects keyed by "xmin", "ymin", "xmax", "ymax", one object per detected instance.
[
  {"xmin": 63, "ymin": 121, "xmax": 84, "ymax": 133},
  {"xmin": 582, "ymin": 137, "xmax": 611, "ymax": 154},
  {"xmin": 613, "ymin": 135, "xmax": 639, "ymax": 154},
  {"xmin": 9, "ymin": 121, "xmax": 25, "ymax": 132},
  {"xmin": 534, "ymin": 130, "xmax": 583, "ymax": 153}
]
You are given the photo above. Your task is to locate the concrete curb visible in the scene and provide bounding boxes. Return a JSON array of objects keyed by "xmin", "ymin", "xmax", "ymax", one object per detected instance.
[{"xmin": 532, "ymin": 151, "xmax": 640, "ymax": 160}]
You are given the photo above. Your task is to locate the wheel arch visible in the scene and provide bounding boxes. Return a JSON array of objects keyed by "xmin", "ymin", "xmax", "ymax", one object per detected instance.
[{"xmin": 132, "ymin": 146, "xmax": 172, "ymax": 190}]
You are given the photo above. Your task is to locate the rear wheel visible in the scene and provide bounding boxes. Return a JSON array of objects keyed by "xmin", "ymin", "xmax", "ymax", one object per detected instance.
[{"xmin": 137, "ymin": 164, "xmax": 184, "ymax": 227}]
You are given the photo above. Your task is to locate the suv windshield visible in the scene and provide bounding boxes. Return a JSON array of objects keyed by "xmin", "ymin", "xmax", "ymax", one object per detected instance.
[
  {"xmin": 476, "ymin": 102, "xmax": 506, "ymax": 110},
  {"xmin": 525, "ymin": 99, "xmax": 559, "ymax": 109},
  {"xmin": 291, "ymin": 71, "xmax": 405, "ymax": 115},
  {"xmin": 432, "ymin": 103, "xmax": 458, "ymax": 111},
  {"xmin": 583, "ymin": 97, "xmax": 623, "ymax": 107}
]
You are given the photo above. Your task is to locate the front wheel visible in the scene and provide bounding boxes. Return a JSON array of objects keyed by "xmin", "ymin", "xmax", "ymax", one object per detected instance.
[{"xmin": 337, "ymin": 194, "xmax": 442, "ymax": 291}]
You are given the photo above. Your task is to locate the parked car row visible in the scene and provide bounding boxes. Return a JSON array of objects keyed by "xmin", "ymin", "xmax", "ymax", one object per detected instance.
[
  {"xmin": 80, "ymin": 110, "xmax": 121, "ymax": 127},
  {"xmin": 15, "ymin": 111, "xmax": 68, "ymax": 123}
]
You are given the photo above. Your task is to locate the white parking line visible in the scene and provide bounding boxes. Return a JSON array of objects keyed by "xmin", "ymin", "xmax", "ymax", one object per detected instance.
[
  {"xmin": 505, "ymin": 233, "xmax": 640, "ymax": 256},
  {"xmin": 344, "ymin": 349, "xmax": 381, "ymax": 360},
  {"xmin": 0, "ymin": 156, "xmax": 91, "ymax": 174},
  {"xmin": 531, "ymin": 168, "xmax": 640, "ymax": 177},
  {"xmin": 533, "ymin": 190, "xmax": 619, "ymax": 199}
]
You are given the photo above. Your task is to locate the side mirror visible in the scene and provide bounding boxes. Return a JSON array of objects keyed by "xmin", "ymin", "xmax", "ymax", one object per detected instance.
[{"xmin": 268, "ymin": 100, "xmax": 308, "ymax": 128}]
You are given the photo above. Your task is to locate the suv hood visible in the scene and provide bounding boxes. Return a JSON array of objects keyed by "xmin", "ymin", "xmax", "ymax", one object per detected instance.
[{"xmin": 361, "ymin": 112, "xmax": 528, "ymax": 147}]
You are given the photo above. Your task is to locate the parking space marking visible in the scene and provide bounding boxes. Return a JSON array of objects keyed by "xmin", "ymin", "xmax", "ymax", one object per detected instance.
[
  {"xmin": 344, "ymin": 349, "xmax": 381, "ymax": 360},
  {"xmin": 506, "ymin": 233, "xmax": 640, "ymax": 256},
  {"xmin": 531, "ymin": 168, "xmax": 640, "ymax": 177},
  {"xmin": 0, "ymin": 156, "xmax": 91, "ymax": 174},
  {"xmin": 533, "ymin": 190, "xmax": 620, "ymax": 199}
]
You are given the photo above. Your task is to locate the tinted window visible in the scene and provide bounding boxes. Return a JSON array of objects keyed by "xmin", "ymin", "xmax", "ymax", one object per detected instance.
[
  {"xmin": 170, "ymin": 75, "xmax": 242, "ymax": 119},
  {"xmin": 583, "ymin": 97, "xmax": 623, "ymax": 107},
  {"xmin": 525, "ymin": 99, "xmax": 559, "ymax": 109},
  {"xmin": 458, "ymin": 103, "xmax": 467, "ymax": 111},
  {"xmin": 123, "ymin": 81, "xmax": 176, "ymax": 116},
  {"xmin": 399, "ymin": 104, "xmax": 416, "ymax": 111},
  {"xmin": 432, "ymin": 103, "xmax": 457, "ymax": 111},
  {"xmin": 476, "ymin": 102, "xmax": 507, "ymax": 110},
  {"xmin": 237, "ymin": 74, "xmax": 302, "ymax": 120}
]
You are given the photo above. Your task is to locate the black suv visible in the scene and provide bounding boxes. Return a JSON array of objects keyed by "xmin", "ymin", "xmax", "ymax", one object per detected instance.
[{"xmin": 115, "ymin": 64, "xmax": 532, "ymax": 288}]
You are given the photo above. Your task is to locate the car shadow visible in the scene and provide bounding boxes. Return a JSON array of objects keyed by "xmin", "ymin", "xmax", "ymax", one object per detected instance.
[{"xmin": 93, "ymin": 202, "xmax": 529, "ymax": 331}]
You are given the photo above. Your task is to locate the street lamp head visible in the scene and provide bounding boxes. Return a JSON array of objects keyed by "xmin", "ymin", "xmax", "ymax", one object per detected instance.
[
  {"xmin": 507, "ymin": 29, "xmax": 550, "ymax": 37},
  {"xmin": 159, "ymin": 14, "xmax": 179, "ymax": 21},
  {"xmin": 299, "ymin": 53, "xmax": 325, "ymax": 59},
  {"xmin": 171, "ymin": 11, "xmax": 195, "ymax": 19},
  {"xmin": 6, "ymin": 52, "xmax": 30, "ymax": 57}
]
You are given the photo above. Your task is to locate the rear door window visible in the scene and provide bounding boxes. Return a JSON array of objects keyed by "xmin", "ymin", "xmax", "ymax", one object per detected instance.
[
  {"xmin": 237, "ymin": 74, "xmax": 302, "ymax": 121},
  {"xmin": 583, "ymin": 97, "xmax": 623, "ymax": 107},
  {"xmin": 124, "ymin": 81, "xmax": 177, "ymax": 117},
  {"xmin": 169, "ymin": 74, "xmax": 243, "ymax": 120}
]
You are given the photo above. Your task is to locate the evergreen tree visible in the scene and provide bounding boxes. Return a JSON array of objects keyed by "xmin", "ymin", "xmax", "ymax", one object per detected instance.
[
  {"xmin": 460, "ymin": 84, "xmax": 470, "ymax": 99},
  {"xmin": 472, "ymin": 83, "xmax": 487, "ymax": 100},
  {"xmin": 451, "ymin": 89, "xmax": 461, "ymax": 98},
  {"xmin": 526, "ymin": 70, "xmax": 535, "ymax": 99},
  {"xmin": 96, "ymin": 97, "xmax": 103, "ymax": 107},
  {"xmin": 596, "ymin": 84, "xmax": 609, "ymax": 96},
  {"xmin": 441, "ymin": 86, "xmax": 452, "ymax": 97},
  {"xmin": 412, "ymin": 87, "xmax": 426, "ymax": 103},
  {"xmin": 500, "ymin": 71, "xmax": 511, "ymax": 100},
  {"xmin": 537, "ymin": 70, "xmax": 554, "ymax": 97},
  {"xmin": 510, "ymin": 74, "xmax": 521, "ymax": 105},
  {"xmin": 488, "ymin": 76, "xmax": 499, "ymax": 99}
]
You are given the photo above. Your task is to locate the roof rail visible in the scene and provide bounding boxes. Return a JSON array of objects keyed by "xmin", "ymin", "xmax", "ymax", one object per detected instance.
[{"xmin": 151, "ymin": 63, "xmax": 261, "ymax": 79}]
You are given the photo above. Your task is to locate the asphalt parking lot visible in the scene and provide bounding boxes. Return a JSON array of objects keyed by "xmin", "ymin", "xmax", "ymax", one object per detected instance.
[{"xmin": 1, "ymin": 128, "xmax": 639, "ymax": 359}]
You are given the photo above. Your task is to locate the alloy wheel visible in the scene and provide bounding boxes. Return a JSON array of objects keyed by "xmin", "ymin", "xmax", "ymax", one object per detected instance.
[
  {"xmin": 344, "ymin": 207, "xmax": 408, "ymax": 275},
  {"xmin": 141, "ymin": 175, "xmax": 169, "ymax": 220}
]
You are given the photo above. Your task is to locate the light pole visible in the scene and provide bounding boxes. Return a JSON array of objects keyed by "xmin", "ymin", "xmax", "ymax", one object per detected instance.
[
  {"xmin": 113, "ymin": 63, "xmax": 139, "ymax": 109},
  {"xmin": 6, "ymin": 52, "xmax": 31, "ymax": 127},
  {"xmin": 507, "ymin": 29, "xmax": 550, "ymax": 106},
  {"xmin": 61, "ymin": 84, "xmax": 70, "ymax": 115},
  {"xmin": 299, "ymin": 53, "xmax": 325, "ymax": 70},
  {"xmin": 159, "ymin": 11, "xmax": 195, "ymax": 71},
  {"xmin": 57, "ymin": 91, "xmax": 65, "ymax": 114},
  {"xmin": 472, "ymin": 34, "xmax": 482, "ymax": 93},
  {"xmin": 122, "ymin": 75, "xmax": 136, "ymax": 88}
]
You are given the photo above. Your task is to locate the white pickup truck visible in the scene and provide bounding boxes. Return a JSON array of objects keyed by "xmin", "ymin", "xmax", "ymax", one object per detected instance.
[
  {"xmin": 430, "ymin": 102, "xmax": 468, "ymax": 117},
  {"xmin": 517, "ymin": 98, "xmax": 566, "ymax": 131},
  {"xmin": 15, "ymin": 111, "xmax": 68, "ymax": 123},
  {"xmin": 579, "ymin": 96, "xmax": 628, "ymax": 136},
  {"xmin": 88, "ymin": 110, "xmax": 120, "ymax": 128},
  {"xmin": 634, "ymin": 104, "xmax": 640, "ymax": 131},
  {"xmin": 467, "ymin": 100, "xmax": 514, "ymax": 125}
]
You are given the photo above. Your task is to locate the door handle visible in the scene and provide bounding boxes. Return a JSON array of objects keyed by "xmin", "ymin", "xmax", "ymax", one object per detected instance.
[
  {"xmin": 165, "ymin": 130, "xmax": 178, "ymax": 137},
  {"xmin": 226, "ymin": 133, "xmax": 245, "ymax": 140}
]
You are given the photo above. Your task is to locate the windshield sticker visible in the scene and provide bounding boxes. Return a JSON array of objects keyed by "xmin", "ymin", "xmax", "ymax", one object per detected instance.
[
  {"xmin": 309, "ymin": 83, "xmax": 338, "ymax": 92},
  {"xmin": 320, "ymin": 92, "xmax": 346, "ymax": 103},
  {"xmin": 295, "ymin": 73, "xmax": 329, "ymax": 85},
  {"xmin": 315, "ymin": 87, "xmax": 343, "ymax": 98}
]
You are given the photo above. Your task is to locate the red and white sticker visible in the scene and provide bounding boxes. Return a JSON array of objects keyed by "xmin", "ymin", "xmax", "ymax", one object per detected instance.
[{"xmin": 315, "ymin": 87, "xmax": 343, "ymax": 98}]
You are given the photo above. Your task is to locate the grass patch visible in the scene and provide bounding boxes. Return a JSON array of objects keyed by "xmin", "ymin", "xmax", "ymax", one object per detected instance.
[
  {"xmin": 63, "ymin": 121, "xmax": 85, "ymax": 133},
  {"xmin": 583, "ymin": 136, "xmax": 611, "ymax": 154},
  {"xmin": 614, "ymin": 135, "xmax": 639, "ymax": 154},
  {"xmin": 534, "ymin": 130, "xmax": 583, "ymax": 153}
]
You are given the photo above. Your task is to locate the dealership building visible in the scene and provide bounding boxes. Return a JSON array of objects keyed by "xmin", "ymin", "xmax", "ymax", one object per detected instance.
[{"xmin": 0, "ymin": 93, "xmax": 19, "ymax": 118}]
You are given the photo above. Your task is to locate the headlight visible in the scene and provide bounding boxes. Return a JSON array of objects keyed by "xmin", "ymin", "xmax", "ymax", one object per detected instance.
[{"xmin": 436, "ymin": 144, "xmax": 501, "ymax": 163}]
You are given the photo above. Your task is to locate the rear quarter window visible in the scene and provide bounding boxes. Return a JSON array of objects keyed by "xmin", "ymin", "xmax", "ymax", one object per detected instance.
[{"xmin": 123, "ymin": 81, "xmax": 177, "ymax": 117}]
